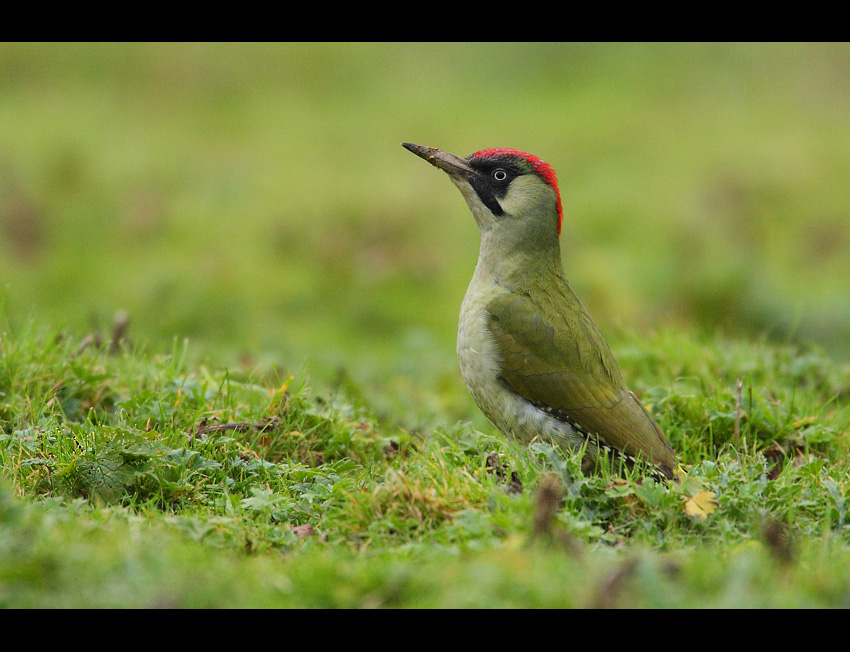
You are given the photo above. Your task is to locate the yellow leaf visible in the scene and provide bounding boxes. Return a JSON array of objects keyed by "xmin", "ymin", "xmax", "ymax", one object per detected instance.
[
  {"xmin": 791, "ymin": 416, "xmax": 816, "ymax": 429},
  {"xmin": 684, "ymin": 490, "xmax": 718, "ymax": 520}
]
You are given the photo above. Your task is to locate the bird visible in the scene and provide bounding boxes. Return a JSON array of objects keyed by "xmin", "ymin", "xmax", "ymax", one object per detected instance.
[{"xmin": 402, "ymin": 143, "xmax": 676, "ymax": 479}]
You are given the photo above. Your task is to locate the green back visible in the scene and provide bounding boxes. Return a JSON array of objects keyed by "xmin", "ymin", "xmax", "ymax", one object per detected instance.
[{"xmin": 486, "ymin": 276, "xmax": 676, "ymax": 476}]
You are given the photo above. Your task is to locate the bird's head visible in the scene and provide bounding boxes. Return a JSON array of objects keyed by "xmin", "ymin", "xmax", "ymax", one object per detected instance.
[{"xmin": 403, "ymin": 143, "xmax": 564, "ymax": 247}]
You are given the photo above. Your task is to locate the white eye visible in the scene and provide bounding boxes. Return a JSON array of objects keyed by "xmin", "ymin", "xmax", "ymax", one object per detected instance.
[{"xmin": 493, "ymin": 169, "xmax": 508, "ymax": 182}]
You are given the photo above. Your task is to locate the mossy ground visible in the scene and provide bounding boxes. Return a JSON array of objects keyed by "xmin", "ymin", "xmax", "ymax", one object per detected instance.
[{"xmin": 2, "ymin": 43, "xmax": 850, "ymax": 607}]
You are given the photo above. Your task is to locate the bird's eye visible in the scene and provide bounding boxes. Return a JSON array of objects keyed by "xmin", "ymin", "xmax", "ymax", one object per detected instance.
[{"xmin": 493, "ymin": 169, "xmax": 508, "ymax": 182}]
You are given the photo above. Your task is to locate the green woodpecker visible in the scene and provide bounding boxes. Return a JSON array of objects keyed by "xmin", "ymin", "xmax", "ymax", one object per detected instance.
[{"xmin": 403, "ymin": 143, "xmax": 676, "ymax": 479}]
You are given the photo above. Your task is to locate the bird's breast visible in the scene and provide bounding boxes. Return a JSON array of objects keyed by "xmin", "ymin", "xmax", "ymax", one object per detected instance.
[{"xmin": 457, "ymin": 278, "xmax": 503, "ymax": 402}]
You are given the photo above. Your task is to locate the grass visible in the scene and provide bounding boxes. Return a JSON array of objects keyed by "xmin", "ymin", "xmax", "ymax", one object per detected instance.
[
  {"xmin": 2, "ymin": 313, "xmax": 849, "ymax": 607},
  {"xmin": 2, "ymin": 43, "xmax": 850, "ymax": 607}
]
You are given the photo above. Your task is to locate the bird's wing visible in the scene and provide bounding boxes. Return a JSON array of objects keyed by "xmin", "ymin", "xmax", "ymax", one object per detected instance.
[{"xmin": 486, "ymin": 283, "xmax": 675, "ymax": 476}]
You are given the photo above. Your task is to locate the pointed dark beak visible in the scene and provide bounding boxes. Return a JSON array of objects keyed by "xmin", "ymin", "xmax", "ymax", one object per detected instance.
[{"xmin": 402, "ymin": 143, "xmax": 475, "ymax": 179}]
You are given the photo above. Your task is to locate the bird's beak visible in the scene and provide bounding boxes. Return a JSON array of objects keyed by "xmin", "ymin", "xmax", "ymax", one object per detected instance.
[{"xmin": 402, "ymin": 143, "xmax": 475, "ymax": 179}]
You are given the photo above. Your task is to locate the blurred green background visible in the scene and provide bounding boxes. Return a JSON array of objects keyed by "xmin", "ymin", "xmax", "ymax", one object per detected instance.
[{"xmin": 1, "ymin": 43, "xmax": 849, "ymax": 414}]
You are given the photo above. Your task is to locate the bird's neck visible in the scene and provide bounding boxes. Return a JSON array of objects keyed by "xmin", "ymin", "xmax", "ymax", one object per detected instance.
[{"xmin": 475, "ymin": 228, "xmax": 564, "ymax": 292}]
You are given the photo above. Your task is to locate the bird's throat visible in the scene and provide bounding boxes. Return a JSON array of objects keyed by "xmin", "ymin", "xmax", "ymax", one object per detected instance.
[{"xmin": 475, "ymin": 229, "xmax": 564, "ymax": 292}]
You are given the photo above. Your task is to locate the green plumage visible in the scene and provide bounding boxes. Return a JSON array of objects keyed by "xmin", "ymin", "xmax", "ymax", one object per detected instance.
[
  {"xmin": 402, "ymin": 142, "xmax": 677, "ymax": 480},
  {"xmin": 486, "ymin": 276, "xmax": 675, "ymax": 477}
]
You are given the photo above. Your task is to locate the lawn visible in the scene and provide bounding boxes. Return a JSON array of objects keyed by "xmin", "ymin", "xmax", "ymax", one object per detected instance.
[{"xmin": 1, "ymin": 43, "xmax": 849, "ymax": 607}]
